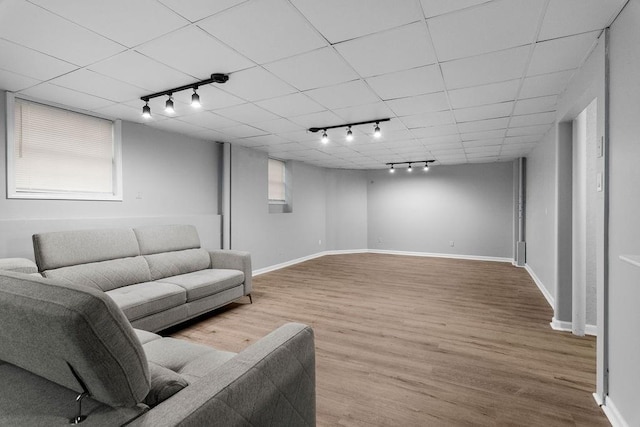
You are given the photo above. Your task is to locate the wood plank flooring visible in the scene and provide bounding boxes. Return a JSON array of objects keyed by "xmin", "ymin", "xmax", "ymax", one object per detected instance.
[{"xmin": 168, "ymin": 253, "xmax": 609, "ymax": 426}]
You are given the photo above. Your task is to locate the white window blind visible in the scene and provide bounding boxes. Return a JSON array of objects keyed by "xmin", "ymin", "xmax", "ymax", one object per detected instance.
[
  {"xmin": 10, "ymin": 97, "xmax": 119, "ymax": 199},
  {"xmin": 268, "ymin": 158, "xmax": 286, "ymax": 203}
]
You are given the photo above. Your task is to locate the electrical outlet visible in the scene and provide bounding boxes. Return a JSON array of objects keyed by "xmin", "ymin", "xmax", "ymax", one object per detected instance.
[
  {"xmin": 596, "ymin": 172, "xmax": 603, "ymax": 192},
  {"xmin": 449, "ymin": 240, "xmax": 455, "ymax": 247},
  {"xmin": 136, "ymin": 192, "xmax": 143, "ymax": 199},
  {"xmin": 318, "ymin": 239, "xmax": 322, "ymax": 245}
]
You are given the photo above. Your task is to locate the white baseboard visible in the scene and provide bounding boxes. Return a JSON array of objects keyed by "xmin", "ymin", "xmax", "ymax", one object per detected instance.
[
  {"xmin": 550, "ymin": 317, "xmax": 597, "ymax": 336},
  {"xmin": 253, "ymin": 249, "xmax": 512, "ymax": 276},
  {"xmin": 601, "ymin": 396, "xmax": 630, "ymax": 427},
  {"xmin": 524, "ymin": 264, "xmax": 554, "ymax": 308},
  {"xmin": 367, "ymin": 249, "xmax": 512, "ymax": 263}
]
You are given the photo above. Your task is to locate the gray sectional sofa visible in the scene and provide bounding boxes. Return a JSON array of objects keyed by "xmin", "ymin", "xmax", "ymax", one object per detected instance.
[
  {"xmin": 32, "ymin": 224, "xmax": 252, "ymax": 332},
  {"xmin": 0, "ymin": 270, "xmax": 316, "ymax": 426}
]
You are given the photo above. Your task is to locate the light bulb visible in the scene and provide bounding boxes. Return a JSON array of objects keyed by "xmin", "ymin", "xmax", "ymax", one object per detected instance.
[
  {"xmin": 346, "ymin": 127, "xmax": 353, "ymax": 142},
  {"xmin": 165, "ymin": 97, "xmax": 175, "ymax": 114},
  {"xmin": 407, "ymin": 163, "xmax": 412, "ymax": 172},
  {"xmin": 191, "ymin": 90, "xmax": 201, "ymax": 108},
  {"xmin": 389, "ymin": 165, "xmax": 395, "ymax": 173},
  {"xmin": 373, "ymin": 123, "xmax": 381, "ymax": 138},
  {"xmin": 142, "ymin": 103, "xmax": 151, "ymax": 119},
  {"xmin": 321, "ymin": 130, "xmax": 329, "ymax": 144},
  {"xmin": 423, "ymin": 162, "xmax": 430, "ymax": 172}
]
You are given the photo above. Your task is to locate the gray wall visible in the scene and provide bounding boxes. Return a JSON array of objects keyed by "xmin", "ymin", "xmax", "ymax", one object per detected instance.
[
  {"xmin": 325, "ymin": 169, "xmax": 368, "ymax": 251},
  {"xmin": 607, "ymin": 0, "xmax": 640, "ymax": 423},
  {"xmin": 1, "ymin": 91, "xmax": 223, "ymax": 258},
  {"xmin": 366, "ymin": 162, "xmax": 515, "ymax": 259}
]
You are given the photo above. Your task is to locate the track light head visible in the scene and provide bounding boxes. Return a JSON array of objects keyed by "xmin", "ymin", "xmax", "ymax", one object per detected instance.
[
  {"xmin": 346, "ymin": 127, "xmax": 353, "ymax": 142},
  {"xmin": 191, "ymin": 89, "xmax": 201, "ymax": 109},
  {"xmin": 321, "ymin": 130, "xmax": 329, "ymax": 144},
  {"xmin": 423, "ymin": 162, "xmax": 430, "ymax": 171},
  {"xmin": 407, "ymin": 163, "xmax": 412, "ymax": 172},
  {"xmin": 165, "ymin": 96, "xmax": 175, "ymax": 114},
  {"xmin": 389, "ymin": 164, "xmax": 395, "ymax": 173},
  {"xmin": 142, "ymin": 102, "xmax": 151, "ymax": 119},
  {"xmin": 373, "ymin": 122, "xmax": 381, "ymax": 138}
]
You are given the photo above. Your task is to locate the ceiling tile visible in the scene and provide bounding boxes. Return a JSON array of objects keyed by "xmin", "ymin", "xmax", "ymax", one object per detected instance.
[
  {"xmin": 172, "ymin": 85, "xmax": 245, "ymax": 110},
  {"xmin": 506, "ymin": 124, "xmax": 552, "ymax": 136},
  {"xmin": 198, "ymin": 0, "xmax": 326, "ymax": 64},
  {"xmin": 461, "ymin": 129, "xmax": 507, "ymax": 141},
  {"xmin": 457, "ymin": 117, "xmax": 510, "ymax": 133},
  {"xmin": 420, "ymin": 134, "xmax": 461, "ymax": 145},
  {"xmin": 0, "ymin": 39, "xmax": 76, "ymax": 81},
  {"xmin": 265, "ymin": 47, "xmax": 359, "ymax": 91},
  {"xmin": 505, "ymin": 135, "xmax": 541, "ymax": 144},
  {"xmin": 528, "ymin": 31, "xmax": 600, "ymax": 76},
  {"xmin": 428, "ymin": 0, "xmax": 546, "ymax": 61},
  {"xmin": 335, "ymin": 23, "xmax": 437, "ymax": 78},
  {"xmin": 49, "ymin": 69, "xmax": 144, "ymax": 103},
  {"xmin": 288, "ymin": 110, "xmax": 344, "ymax": 129},
  {"xmin": 514, "ymin": 95, "xmax": 558, "ymax": 115},
  {"xmin": 448, "ymin": 79, "xmax": 520, "ymax": 109},
  {"xmin": 539, "ymin": 0, "xmax": 626, "ymax": 41},
  {"xmin": 463, "ymin": 138, "xmax": 504, "ymax": 147},
  {"xmin": 510, "ymin": 111, "xmax": 556, "ymax": 127},
  {"xmin": 366, "ymin": 65, "xmax": 445, "ymax": 100},
  {"xmin": 292, "ymin": 0, "xmax": 422, "ymax": 44},
  {"xmin": 420, "ymin": 0, "xmax": 491, "ymax": 18},
  {"xmin": 304, "ymin": 80, "xmax": 380, "ymax": 110},
  {"xmin": 254, "ymin": 118, "xmax": 304, "ymax": 134},
  {"xmin": 281, "ymin": 129, "xmax": 328, "ymax": 143},
  {"xmin": 215, "ymin": 103, "xmax": 279, "ymax": 123},
  {"xmin": 136, "ymin": 27, "xmax": 253, "ymax": 79},
  {"xmin": 400, "ymin": 110, "xmax": 455, "ymax": 129},
  {"xmin": 94, "ymin": 103, "xmax": 158, "ymax": 124},
  {"xmin": 217, "ymin": 66, "xmax": 296, "ymax": 101},
  {"xmin": 0, "ymin": 1, "xmax": 124, "ymax": 66},
  {"xmin": 441, "ymin": 45, "xmax": 530, "ymax": 89},
  {"xmin": 30, "ymin": 0, "xmax": 189, "ymax": 47},
  {"xmin": 242, "ymin": 134, "xmax": 291, "ymax": 146},
  {"xmin": 189, "ymin": 128, "xmax": 233, "ymax": 142},
  {"xmin": 178, "ymin": 111, "xmax": 240, "ymax": 129},
  {"xmin": 256, "ymin": 93, "xmax": 325, "ymax": 118},
  {"xmin": 386, "ymin": 92, "xmax": 449, "ymax": 116},
  {"xmin": 147, "ymin": 118, "xmax": 207, "ymax": 135},
  {"xmin": 332, "ymin": 102, "xmax": 395, "ymax": 124},
  {"xmin": 222, "ymin": 124, "xmax": 269, "ymax": 138},
  {"xmin": 519, "ymin": 70, "xmax": 574, "ymax": 98},
  {"xmin": 20, "ymin": 83, "xmax": 114, "ymax": 110},
  {"xmin": 0, "ymin": 69, "xmax": 39, "ymax": 91},
  {"xmin": 410, "ymin": 124, "xmax": 459, "ymax": 138},
  {"xmin": 454, "ymin": 102, "xmax": 514, "ymax": 123},
  {"xmin": 89, "ymin": 51, "xmax": 194, "ymax": 92},
  {"xmin": 465, "ymin": 145, "xmax": 502, "ymax": 154},
  {"xmin": 158, "ymin": 0, "xmax": 247, "ymax": 22}
]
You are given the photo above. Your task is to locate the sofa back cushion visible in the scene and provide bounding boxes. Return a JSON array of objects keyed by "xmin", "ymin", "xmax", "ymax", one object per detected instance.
[
  {"xmin": 43, "ymin": 257, "xmax": 152, "ymax": 292},
  {"xmin": 134, "ymin": 224, "xmax": 201, "ymax": 255},
  {"xmin": 33, "ymin": 228, "xmax": 141, "ymax": 271},
  {"xmin": 0, "ymin": 271, "xmax": 150, "ymax": 407},
  {"xmin": 144, "ymin": 249, "xmax": 211, "ymax": 281}
]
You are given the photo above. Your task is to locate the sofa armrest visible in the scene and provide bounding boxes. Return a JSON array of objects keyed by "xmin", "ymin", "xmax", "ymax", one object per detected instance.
[
  {"xmin": 0, "ymin": 258, "xmax": 38, "ymax": 274},
  {"xmin": 208, "ymin": 250, "xmax": 252, "ymax": 295},
  {"xmin": 129, "ymin": 323, "xmax": 316, "ymax": 427}
]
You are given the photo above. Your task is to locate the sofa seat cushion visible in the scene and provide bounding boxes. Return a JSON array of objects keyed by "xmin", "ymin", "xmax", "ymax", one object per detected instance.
[
  {"xmin": 157, "ymin": 269, "xmax": 244, "ymax": 302},
  {"xmin": 106, "ymin": 282, "xmax": 186, "ymax": 321},
  {"xmin": 134, "ymin": 329, "xmax": 163, "ymax": 345},
  {"xmin": 142, "ymin": 338, "xmax": 235, "ymax": 383}
]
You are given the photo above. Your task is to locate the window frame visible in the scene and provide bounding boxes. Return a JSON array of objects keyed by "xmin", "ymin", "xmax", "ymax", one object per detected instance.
[
  {"xmin": 6, "ymin": 93, "xmax": 123, "ymax": 201},
  {"xmin": 268, "ymin": 157, "xmax": 292, "ymax": 213}
]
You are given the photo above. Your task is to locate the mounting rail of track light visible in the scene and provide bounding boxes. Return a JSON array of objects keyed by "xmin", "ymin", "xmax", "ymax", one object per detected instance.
[
  {"xmin": 309, "ymin": 118, "xmax": 390, "ymax": 143},
  {"xmin": 140, "ymin": 73, "xmax": 229, "ymax": 118},
  {"xmin": 386, "ymin": 160, "xmax": 435, "ymax": 174}
]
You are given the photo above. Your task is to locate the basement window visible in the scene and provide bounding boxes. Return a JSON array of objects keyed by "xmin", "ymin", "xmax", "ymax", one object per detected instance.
[
  {"xmin": 268, "ymin": 158, "xmax": 292, "ymax": 213},
  {"xmin": 6, "ymin": 94, "xmax": 122, "ymax": 201}
]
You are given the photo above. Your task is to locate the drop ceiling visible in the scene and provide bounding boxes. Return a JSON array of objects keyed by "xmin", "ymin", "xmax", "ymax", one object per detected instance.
[{"xmin": 0, "ymin": 0, "xmax": 627, "ymax": 169}]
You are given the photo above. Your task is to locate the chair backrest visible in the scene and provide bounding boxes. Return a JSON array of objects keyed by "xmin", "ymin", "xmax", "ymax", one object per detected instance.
[{"xmin": 0, "ymin": 271, "xmax": 150, "ymax": 407}]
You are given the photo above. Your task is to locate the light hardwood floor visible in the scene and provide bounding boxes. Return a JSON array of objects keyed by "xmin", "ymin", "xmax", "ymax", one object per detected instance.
[{"xmin": 169, "ymin": 253, "xmax": 609, "ymax": 426}]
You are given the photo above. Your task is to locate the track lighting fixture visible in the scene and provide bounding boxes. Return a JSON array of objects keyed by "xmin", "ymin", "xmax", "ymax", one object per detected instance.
[
  {"xmin": 373, "ymin": 122, "xmax": 381, "ymax": 138},
  {"xmin": 165, "ymin": 96, "xmax": 175, "ymax": 114},
  {"xmin": 142, "ymin": 102, "xmax": 151, "ymax": 119},
  {"xmin": 308, "ymin": 118, "xmax": 390, "ymax": 144},
  {"xmin": 140, "ymin": 73, "xmax": 229, "ymax": 117},
  {"xmin": 386, "ymin": 160, "xmax": 434, "ymax": 174},
  {"xmin": 191, "ymin": 89, "xmax": 201, "ymax": 109}
]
